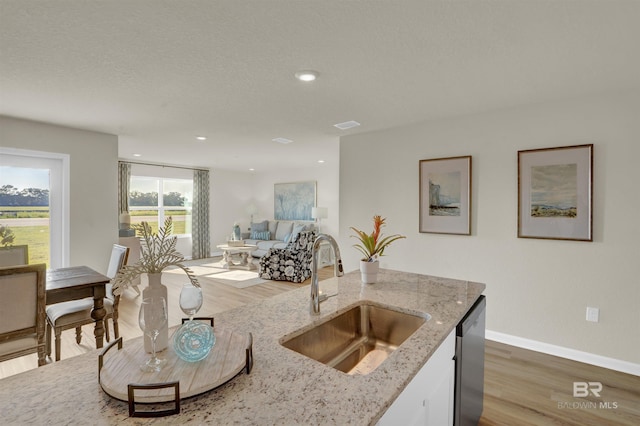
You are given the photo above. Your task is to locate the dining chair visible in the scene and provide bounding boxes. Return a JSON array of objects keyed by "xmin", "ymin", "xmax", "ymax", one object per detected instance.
[
  {"xmin": 0, "ymin": 263, "xmax": 47, "ymax": 367},
  {"xmin": 0, "ymin": 245, "xmax": 29, "ymax": 267},
  {"xmin": 45, "ymin": 244, "xmax": 129, "ymax": 361}
]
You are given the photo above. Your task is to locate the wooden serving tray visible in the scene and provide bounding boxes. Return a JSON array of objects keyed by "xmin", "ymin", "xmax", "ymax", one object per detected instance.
[{"xmin": 99, "ymin": 326, "xmax": 252, "ymax": 403}]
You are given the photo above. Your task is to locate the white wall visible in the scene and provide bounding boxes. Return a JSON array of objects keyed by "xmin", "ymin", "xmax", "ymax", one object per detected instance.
[
  {"xmin": 339, "ymin": 92, "xmax": 640, "ymax": 364},
  {"xmin": 248, "ymin": 162, "xmax": 340, "ymax": 238},
  {"xmin": 208, "ymin": 140, "xmax": 340, "ymax": 253},
  {"xmin": 210, "ymin": 169, "xmax": 255, "ymax": 254},
  {"xmin": 0, "ymin": 116, "xmax": 119, "ymax": 272}
]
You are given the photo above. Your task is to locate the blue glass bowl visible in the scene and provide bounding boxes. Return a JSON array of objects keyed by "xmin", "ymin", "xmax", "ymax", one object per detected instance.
[{"xmin": 173, "ymin": 320, "xmax": 215, "ymax": 362}]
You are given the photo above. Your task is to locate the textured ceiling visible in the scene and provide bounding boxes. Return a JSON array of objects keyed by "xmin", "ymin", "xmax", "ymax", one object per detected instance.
[{"xmin": 1, "ymin": 1, "xmax": 639, "ymax": 171}]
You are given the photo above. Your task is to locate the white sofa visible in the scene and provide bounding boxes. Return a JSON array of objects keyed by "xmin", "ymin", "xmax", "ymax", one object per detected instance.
[{"xmin": 243, "ymin": 220, "xmax": 315, "ymax": 258}]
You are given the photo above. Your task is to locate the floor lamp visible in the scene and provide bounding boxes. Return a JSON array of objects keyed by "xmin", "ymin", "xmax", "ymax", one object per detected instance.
[{"xmin": 311, "ymin": 207, "xmax": 328, "ymax": 233}]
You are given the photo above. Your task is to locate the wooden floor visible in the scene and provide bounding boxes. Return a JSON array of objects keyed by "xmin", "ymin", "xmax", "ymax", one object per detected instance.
[
  {"xmin": 480, "ymin": 341, "xmax": 640, "ymax": 426},
  {"xmin": 2, "ymin": 260, "xmax": 638, "ymax": 425}
]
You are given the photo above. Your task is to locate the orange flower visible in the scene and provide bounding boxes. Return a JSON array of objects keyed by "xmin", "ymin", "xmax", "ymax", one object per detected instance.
[{"xmin": 350, "ymin": 215, "xmax": 405, "ymax": 262}]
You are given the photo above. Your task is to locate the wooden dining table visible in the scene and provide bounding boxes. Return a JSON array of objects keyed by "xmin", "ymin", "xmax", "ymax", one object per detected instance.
[{"xmin": 46, "ymin": 265, "xmax": 111, "ymax": 350}]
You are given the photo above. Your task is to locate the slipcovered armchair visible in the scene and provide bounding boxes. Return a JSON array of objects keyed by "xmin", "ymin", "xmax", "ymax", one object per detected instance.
[
  {"xmin": 0, "ymin": 263, "xmax": 47, "ymax": 367},
  {"xmin": 259, "ymin": 230, "xmax": 317, "ymax": 283},
  {"xmin": 0, "ymin": 245, "xmax": 29, "ymax": 267}
]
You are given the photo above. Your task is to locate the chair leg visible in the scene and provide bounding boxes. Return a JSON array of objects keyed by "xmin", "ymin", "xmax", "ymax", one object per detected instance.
[
  {"xmin": 37, "ymin": 345, "xmax": 46, "ymax": 367},
  {"xmin": 104, "ymin": 319, "xmax": 110, "ymax": 342},
  {"xmin": 54, "ymin": 328, "xmax": 62, "ymax": 362},
  {"xmin": 75, "ymin": 327, "xmax": 82, "ymax": 344},
  {"xmin": 46, "ymin": 322, "xmax": 52, "ymax": 357},
  {"xmin": 113, "ymin": 313, "xmax": 120, "ymax": 339}
]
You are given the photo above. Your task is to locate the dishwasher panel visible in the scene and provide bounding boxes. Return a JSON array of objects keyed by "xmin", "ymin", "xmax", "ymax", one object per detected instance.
[{"xmin": 454, "ymin": 295, "xmax": 486, "ymax": 426}]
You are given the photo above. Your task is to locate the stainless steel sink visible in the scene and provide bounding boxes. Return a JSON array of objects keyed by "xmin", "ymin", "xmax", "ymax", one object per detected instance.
[{"xmin": 280, "ymin": 302, "xmax": 429, "ymax": 375}]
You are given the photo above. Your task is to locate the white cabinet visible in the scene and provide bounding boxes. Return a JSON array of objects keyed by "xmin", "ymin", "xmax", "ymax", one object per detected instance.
[{"xmin": 378, "ymin": 329, "xmax": 456, "ymax": 426}]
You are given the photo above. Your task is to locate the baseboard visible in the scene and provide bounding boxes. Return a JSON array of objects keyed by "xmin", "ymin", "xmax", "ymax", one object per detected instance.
[{"xmin": 486, "ymin": 330, "xmax": 640, "ymax": 376}]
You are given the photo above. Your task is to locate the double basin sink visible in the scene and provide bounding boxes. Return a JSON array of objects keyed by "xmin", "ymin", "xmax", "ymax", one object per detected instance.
[{"xmin": 280, "ymin": 302, "xmax": 430, "ymax": 375}]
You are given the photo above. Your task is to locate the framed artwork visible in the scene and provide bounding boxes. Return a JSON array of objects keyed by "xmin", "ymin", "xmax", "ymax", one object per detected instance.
[
  {"xmin": 518, "ymin": 144, "xmax": 593, "ymax": 241},
  {"xmin": 419, "ymin": 156, "xmax": 472, "ymax": 235},
  {"xmin": 274, "ymin": 181, "xmax": 316, "ymax": 221}
]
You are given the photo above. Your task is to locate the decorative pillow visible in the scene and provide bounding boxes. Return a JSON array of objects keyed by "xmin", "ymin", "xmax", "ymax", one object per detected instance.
[
  {"xmin": 250, "ymin": 230, "xmax": 270, "ymax": 240},
  {"xmin": 267, "ymin": 220, "xmax": 278, "ymax": 236},
  {"xmin": 289, "ymin": 224, "xmax": 306, "ymax": 243},
  {"xmin": 251, "ymin": 220, "xmax": 268, "ymax": 232},
  {"xmin": 275, "ymin": 221, "xmax": 293, "ymax": 241}
]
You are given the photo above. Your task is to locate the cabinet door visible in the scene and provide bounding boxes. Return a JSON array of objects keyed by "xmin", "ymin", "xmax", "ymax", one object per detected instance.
[
  {"xmin": 378, "ymin": 329, "xmax": 455, "ymax": 425},
  {"xmin": 424, "ymin": 356, "xmax": 455, "ymax": 425}
]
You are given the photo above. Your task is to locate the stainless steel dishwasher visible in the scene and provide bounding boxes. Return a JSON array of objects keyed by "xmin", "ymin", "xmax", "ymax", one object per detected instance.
[{"xmin": 454, "ymin": 295, "xmax": 486, "ymax": 426}]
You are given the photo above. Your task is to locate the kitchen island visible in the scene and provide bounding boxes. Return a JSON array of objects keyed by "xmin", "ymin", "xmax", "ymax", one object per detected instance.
[{"xmin": 0, "ymin": 269, "xmax": 485, "ymax": 425}]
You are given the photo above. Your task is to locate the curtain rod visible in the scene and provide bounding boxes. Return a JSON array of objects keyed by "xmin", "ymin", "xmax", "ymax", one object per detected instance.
[{"xmin": 119, "ymin": 160, "xmax": 209, "ymax": 173}]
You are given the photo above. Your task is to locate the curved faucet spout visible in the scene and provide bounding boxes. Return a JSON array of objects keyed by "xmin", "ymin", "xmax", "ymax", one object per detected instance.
[{"xmin": 310, "ymin": 234, "xmax": 344, "ymax": 314}]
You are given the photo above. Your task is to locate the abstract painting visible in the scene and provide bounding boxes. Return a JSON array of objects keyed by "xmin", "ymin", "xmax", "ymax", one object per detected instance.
[
  {"xmin": 518, "ymin": 144, "xmax": 593, "ymax": 241},
  {"xmin": 274, "ymin": 181, "xmax": 316, "ymax": 221},
  {"xmin": 419, "ymin": 156, "xmax": 471, "ymax": 235}
]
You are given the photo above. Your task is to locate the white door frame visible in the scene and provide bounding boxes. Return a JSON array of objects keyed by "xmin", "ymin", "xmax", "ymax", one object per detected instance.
[{"xmin": 0, "ymin": 147, "xmax": 70, "ymax": 268}]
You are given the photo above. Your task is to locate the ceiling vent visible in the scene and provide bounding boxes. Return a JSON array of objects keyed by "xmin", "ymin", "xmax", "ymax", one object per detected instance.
[
  {"xmin": 272, "ymin": 137, "xmax": 293, "ymax": 144},
  {"xmin": 334, "ymin": 121, "xmax": 360, "ymax": 130}
]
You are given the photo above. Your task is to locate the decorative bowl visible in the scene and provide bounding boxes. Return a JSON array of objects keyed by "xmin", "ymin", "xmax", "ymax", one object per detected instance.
[{"xmin": 173, "ymin": 321, "xmax": 216, "ymax": 362}]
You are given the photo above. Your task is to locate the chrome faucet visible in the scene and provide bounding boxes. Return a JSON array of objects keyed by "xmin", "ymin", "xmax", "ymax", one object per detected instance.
[{"xmin": 310, "ymin": 234, "xmax": 344, "ymax": 314}]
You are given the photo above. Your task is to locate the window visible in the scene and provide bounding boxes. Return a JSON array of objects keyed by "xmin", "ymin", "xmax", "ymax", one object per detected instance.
[
  {"xmin": 0, "ymin": 148, "xmax": 69, "ymax": 269},
  {"xmin": 129, "ymin": 176, "xmax": 193, "ymax": 236}
]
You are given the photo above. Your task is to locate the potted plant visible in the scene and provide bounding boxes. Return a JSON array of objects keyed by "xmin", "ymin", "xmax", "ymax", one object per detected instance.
[
  {"xmin": 350, "ymin": 215, "xmax": 406, "ymax": 284},
  {"xmin": 113, "ymin": 216, "xmax": 199, "ymax": 351},
  {"xmin": 0, "ymin": 224, "xmax": 16, "ymax": 247}
]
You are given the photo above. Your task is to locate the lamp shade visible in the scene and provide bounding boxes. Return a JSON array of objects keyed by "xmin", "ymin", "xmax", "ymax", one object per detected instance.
[{"xmin": 311, "ymin": 207, "xmax": 328, "ymax": 220}]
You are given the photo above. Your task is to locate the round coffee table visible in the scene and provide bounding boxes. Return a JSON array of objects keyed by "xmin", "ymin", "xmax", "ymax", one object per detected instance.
[{"xmin": 216, "ymin": 244, "xmax": 258, "ymax": 270}]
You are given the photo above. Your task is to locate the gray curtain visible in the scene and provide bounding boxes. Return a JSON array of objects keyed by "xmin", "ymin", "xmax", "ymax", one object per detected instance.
[
  {"xmin": 192, "ymin": 169, "xmax": 210, "ymax": 259},
  {"xmin": 118, "ymin": 162, "xmax": 131, "ymax": 214}
]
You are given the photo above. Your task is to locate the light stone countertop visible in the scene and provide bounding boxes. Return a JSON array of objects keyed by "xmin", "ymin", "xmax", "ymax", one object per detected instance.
[{"xmin": 0, "ymin": 269, "xmax": 485, "ymax": 425}]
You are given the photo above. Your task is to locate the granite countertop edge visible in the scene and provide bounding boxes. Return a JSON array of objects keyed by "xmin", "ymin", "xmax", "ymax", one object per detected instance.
[{"xmin": 0, "ymin": 268, "xmax": 485, "ymax": 425}]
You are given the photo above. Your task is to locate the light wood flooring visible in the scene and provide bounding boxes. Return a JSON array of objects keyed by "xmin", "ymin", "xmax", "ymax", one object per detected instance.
[
  {"xmin": 480, "ymin": 341, "xmax": 639, "ymax": 426},
  {"xmin": 1, "ymin": 260, "xmax": 638, "ymax": 425}
]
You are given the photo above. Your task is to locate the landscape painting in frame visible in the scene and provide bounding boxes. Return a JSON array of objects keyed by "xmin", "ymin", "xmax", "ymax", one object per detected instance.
[
  {"xmin": 518, "ymin": 144, "xmax": 593, "ymax": 241},
  {"xmin": 419, "ymin": 156, "xmax": 471, "ymax": 235},
  {"xmin": 274, "ymin": 181, "xmax": 316, "ymax": 221}
]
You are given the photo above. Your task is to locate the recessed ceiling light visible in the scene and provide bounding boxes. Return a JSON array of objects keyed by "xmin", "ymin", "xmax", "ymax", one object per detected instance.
[
  {"xmin": 196, "ymin": 136, "xmax": 207, "ymax": 141},
  {"xmin": 334, "ymin": 120, "xmax": 360, "ymax": 130},
  {"xmin": 133, "ymin": 153, "xmax": 141, "ymax": 157},
  {"xmin": 318, "ymin": 160, "xmax": 325, "ymax": 163},
  {"xmin": 294, "ymin": 70, "xmax": 319, "ymax": 82},
  {"xmin": 249, "ymin": 168, "xmax": 255, "ymax": 171},
  {"xmin": 272, "ymin": 137, "xmax": 293, "ymax": 144}
]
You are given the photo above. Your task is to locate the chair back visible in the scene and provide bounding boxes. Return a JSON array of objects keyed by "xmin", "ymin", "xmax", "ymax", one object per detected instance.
[
  {"xmin": 105, "ymin": 244, "xmax": 129, "ymax": 301},
  {"xmin": 106, "ymin": 244, "xmax": 130, "ymax": 279},
  {"xmin": 0, "ymin": 245, "xmax": 29, "ymax": 267},
  {"xmin": 0, "ymin": 263, "xmax": 46, "ymax": 363},
  {"xmin": 290, "ymin": 230, "xmax": 317, "ymax": 252}
]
